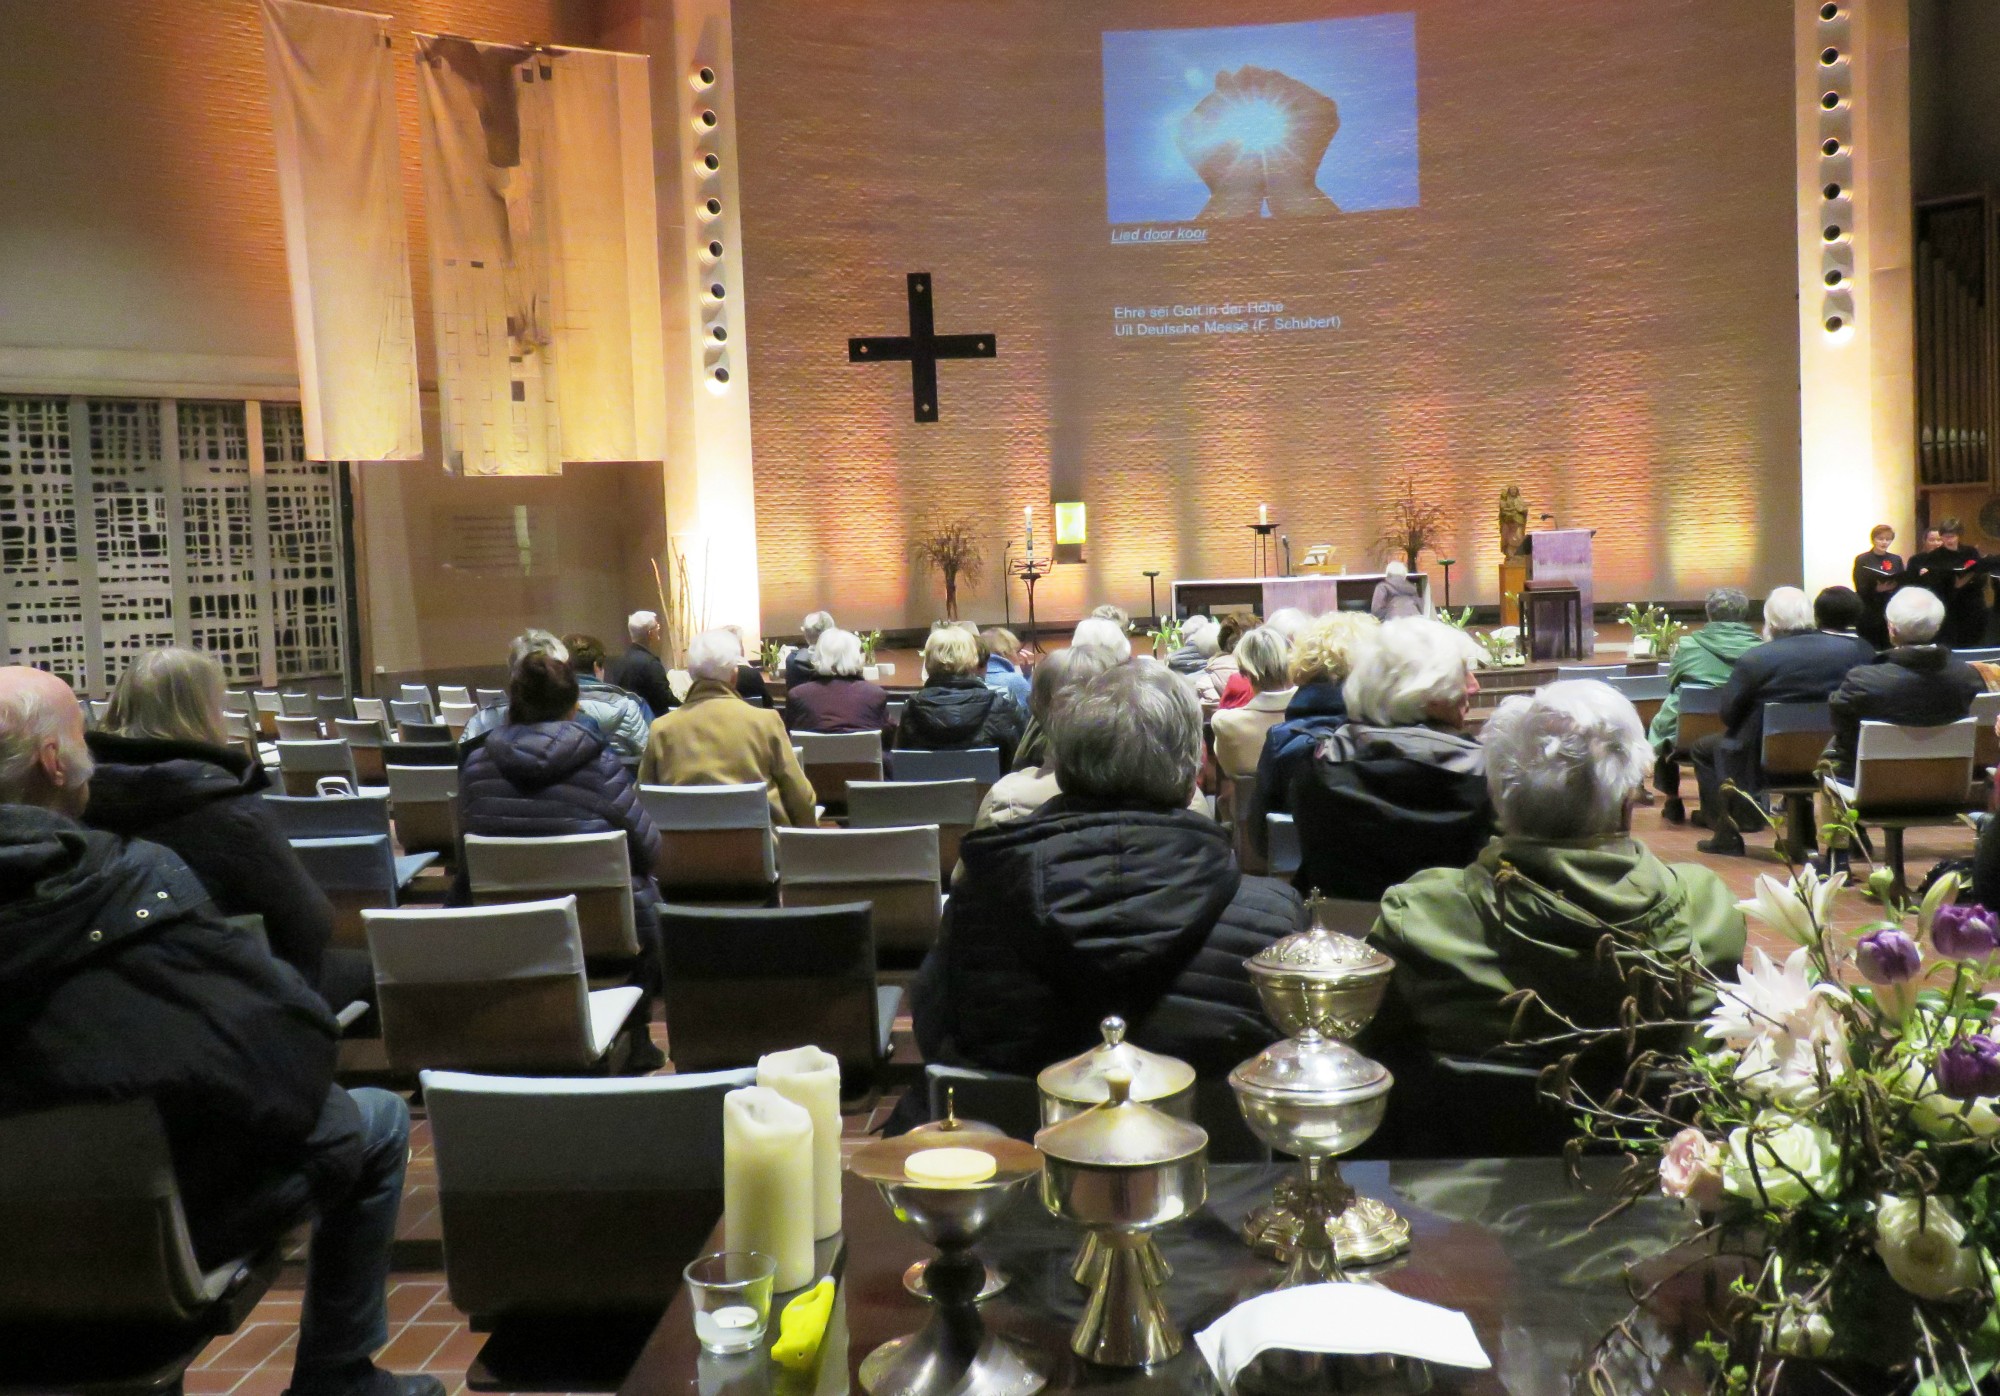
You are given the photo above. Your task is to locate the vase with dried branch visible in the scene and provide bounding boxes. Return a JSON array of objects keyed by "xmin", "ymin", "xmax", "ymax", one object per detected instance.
[
  {"xmin": 1375, "ymin": 475, "xmax": 1451, "ymax": 571},
  {"xmin": 911, "ymin": 518, "xmax": 985, "ymax": 622}
]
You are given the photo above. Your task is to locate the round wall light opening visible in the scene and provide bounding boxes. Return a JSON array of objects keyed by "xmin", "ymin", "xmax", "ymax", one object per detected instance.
[
  {"xmin": 1825, "ymin": 269, "xmax": 1844, "ymax": 287},
  {"xmin": 1820, "ymin": 47, "xmax": 1841, "ymax": 65},
  {"xmin": 700, "ymin": 110, "xmax": 718, "ymax": 127},
  {"xmin": 703, "ymin": 153, "xmax": 721, "ymax": 171},
  {"xmin": 705, "ymin": 197, "xmax": 722, "ymax": 215},
  {"xmin": 1823, "ymin": 224, "xmax": 1843, "ymax": 242},
  {"xmin": 713, "ymin": 367, "xmax": 730, "ymax": 384},
  {"xmin": 1820, "ymin": 2, "xmax": 1840, "ymax": 19},
  {"xmin": 1823, "ymin": 182, "xmax": 1843, "ymax": 201},
  {"xmin": 1825, "ymin": 315, "xmax": 1845, "ymax": 333},
  {"xmin": 711, "ymin": 326, "xmax": 728, "ymax": 342},
  {"xmin": 694, "ymin": 66, "xmax": 716, "ymax": 87},
  {"xmin": 1820, "ymin": 91, "xmax": 1842, "ymax": 110},
  {"xmin": 708, "ymin": 240, "xmax": 724, "ymax": 258},
  {"xmin": 1822, "ymin": 137, "xmax": 1842, "ymax": 157},
  {"xmin": 710, "ymin": 283, "xmax": 726, "ymax": 299}
]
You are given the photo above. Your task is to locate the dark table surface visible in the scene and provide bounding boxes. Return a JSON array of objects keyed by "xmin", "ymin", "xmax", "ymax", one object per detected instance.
[{"xmin": 618, "ymin": 1158, "xmax": 1736, "ymax": 1396}]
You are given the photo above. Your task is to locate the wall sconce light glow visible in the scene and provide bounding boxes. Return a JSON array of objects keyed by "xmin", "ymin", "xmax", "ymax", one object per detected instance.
[{"xmin": 1055, "ymin": 502, "xmax": 1087, "ymax": 545}]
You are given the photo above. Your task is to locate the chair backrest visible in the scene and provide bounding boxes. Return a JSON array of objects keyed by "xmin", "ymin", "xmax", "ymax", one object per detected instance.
[
  {"xmin": 0, "ymin": 1099, "xmax": 215, "ymax": 1324},
  {"xmin": 438, "ymin": 685, "xmax": 473, "ymax": 706},
  {"xmin": 1760, "ymin": 701, "xmax": 1834, "ymax": 783},
  {"xmin": 87, "ymin": 697, "xmax": 110, "ymax": 725},
  {"xmin": 1266, "ymin": 812, "xmax": 1302, "ymax": 876},
  {"xmin": 224, "ymin": 688, "xmax": 251, "ymax": 712},
  {"xmin": 292, "ymin": 833, "xmax": 399, "ymax": 950},
  {"xmin": 1975, "ymin": 691, "xmax": 2000, "ymax": 772},
  {"xmin": 1674, "ymin": 683, "xmax": 1724, "ymax": 749},
  {"xmin": 253, "ymin": 690, "xmax": 284, "ymax": 716},
  {"xmin": 464, "ymin": 832, "xmax": 638, "ymax": 959},
  {"xmin": 1957, "ymin": 647, "xmax": 2000, "ymax": 665},
  {"xmin": 385, "ymin": 740, "xmax": 460, "ymax": 767},
  {"xmin": 389, "ymin": 699, "xmax": 431, "ymax": 726},
  {"xmin": 777, "ymin": 825, "xmax": 941, "ymax": 958},
  {"xmin": 1853, "ymin": 718, "xmax": 1978, "ymax": 814},
  {"xmin": 223, "ymin": 708, "xmax": 259, "ymax": 759},
  {"xmin": 790, "ymin": 729, "xmax": 883, "ymax": 809},
  {"xmin": 639, "ymin": 783, "xmax": 775, "ymax": 891},
  {"xmin": 279, "ymin": 692, "xmax": 316, "ymax": 717},
  {"xmin": 365, "ymin": 897, "xmax": 597, "ymax": 1072},
  {"xmin": 888, "ymin": 746, "xmax": 1002, "ymax": 787},
  {"xmin": 276, "ymin": 715, "xmax": 323, "ymax": 742},
  {"xmin": 315, "ymin": 693, "xmax": 351, "ymax": 726},
  {"xmin": 399, "ymin": 683, "xmax": 434, "ymax": 709},
  {"xmin": 1553, "ymin": 665, "xmax": 1599, "ymax": 682},
  {"xmin": 658, "ymin": 902, "xmax": 884, "ymax": 1083},
  {"xmin": 440, "ymin": 701, "xmax": 479, "ymax": 731},
  {"xmin": 275, "ymin": 739, "xmax": 358, "ymax": 796},
  {"xmin": 847, "ymin": 779, "xmax": 981, "ymax": 879},
  {"xmin": 264, "ymin": 792, "xmax": 394, "ymax": 842},
  {"xmin": 885, "ymin": 699, "xmax": 906, "ymax": 728},
  {"xmin": 475, "ymin": 688, "xmax": 508, "ymax": 709},
  {"xmin": 398, "ymin": 719, "xmax": 452, "ymax": 744},
  {"xmin": 353, "ymin": 696, "xmax": 390, "ymax": 724},
  {"xmin": 335, "ymin": 716, "xmax": 390, "ymax": 746},
  {"xmin": 1215, "ymin": 774, "xmax": 1265, "ymax": 876},
  {"xmin": 386, "ymin": 763, "xmax": 461, "ymax": 854},
  {"xmin": 421, "ymin": 1065, "xmax": 754, "ymax": 1320}
]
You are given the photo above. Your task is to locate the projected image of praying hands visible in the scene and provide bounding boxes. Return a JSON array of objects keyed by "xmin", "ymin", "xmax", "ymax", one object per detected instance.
[{"xmin": 1176, "ymin": 66, "xmax": 1342, "ymax": 219}]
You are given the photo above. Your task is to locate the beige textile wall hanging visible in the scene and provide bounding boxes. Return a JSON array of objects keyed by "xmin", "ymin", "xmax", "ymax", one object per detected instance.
[{"xmin": 259, "ymin": 0, "xmax": 423, "ymax": 462}]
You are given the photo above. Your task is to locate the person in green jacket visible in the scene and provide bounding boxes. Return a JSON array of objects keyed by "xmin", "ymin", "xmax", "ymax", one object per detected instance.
[
  {"xmin": 1647, "ymin": 587, "xmax": 1762, "ymax": 822},
  {"xmin": 1364, "ymin": 681, "xmax": 1747, "ymax": 1151}
]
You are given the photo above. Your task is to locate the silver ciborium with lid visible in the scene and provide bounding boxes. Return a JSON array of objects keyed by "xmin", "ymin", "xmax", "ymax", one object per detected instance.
[
  {"xmin": 1036, "ymin": 1072, "xmax": 1207, "ymax": 1368},
  {"xmin": 1230, "ymin": 899, "xmax": 1412, "ymax": 1281},
  {"xmin": 1036, "ymin": 1016, "xmax": 1193, "ymax": 1288}
]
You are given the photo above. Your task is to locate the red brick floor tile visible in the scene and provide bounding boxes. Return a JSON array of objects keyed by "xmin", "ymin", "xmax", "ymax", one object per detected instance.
[
  {"xmin": 387, "ymin": 1281, "xmax": 447, "ymax": 1323},
  {"xmin": 182, "ymin": 1367, "xmax": 245, "ymax": 1395},
  {"xmin": 377, "ymin": 1322, "xmax": 454, "ymax": 1371},
  {"xmin": 228, "ymin": 1367, "xmax": 298, "ymax": 1396},
  {"xmin": 203, "ymin": 1323, "xmax": 294, "ymax": 1372},
  {"xmin": 420, "ymin": 1325, "xmax": 489, "ymax": 1375}
]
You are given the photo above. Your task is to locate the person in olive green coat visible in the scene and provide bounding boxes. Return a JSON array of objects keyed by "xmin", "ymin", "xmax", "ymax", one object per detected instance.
[
  {"xmin": 1646, "ymin": 588, "xmax": 1763, "ymax": 821},
  {"xmin": 1365, "ymin": 681, "xmax": 1746, "ymax": 1095}
]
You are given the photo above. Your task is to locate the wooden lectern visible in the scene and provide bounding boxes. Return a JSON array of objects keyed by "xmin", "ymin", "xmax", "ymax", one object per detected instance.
[{"xmin": 1522, "ymin": 529, "xmax": 1595, "ymax": 660}]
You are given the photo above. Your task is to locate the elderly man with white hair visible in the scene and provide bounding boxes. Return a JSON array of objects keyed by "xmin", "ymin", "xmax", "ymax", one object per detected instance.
[
  {"xmin": 640, "ymin": 629, "xmax": 817, "ymax": 826},
  {"xmin": 784, "ymin": 610, "xmax": 839, "ymax": 689},
  {"xmin": 0, "ymin": 666, "xmax": 446, "ymax": 1396},
  {"xmin": 1291, "ymin": 616, "xmax": 1494, "ymax": 900},
  {"xmin": 603, "ymin": 609, "xmax": 678, "ymax": 720},
  {"xmin": 1365, "ymin": 682, "xmax": 1746, "ymax": 1102},
  {"xmin": 1824, "ymin": 586, "xmax": 1984, "ymax": 784},
  {"xmin": 1691, "ymin": 585, "xmax": 1876, "ymax": 855}
]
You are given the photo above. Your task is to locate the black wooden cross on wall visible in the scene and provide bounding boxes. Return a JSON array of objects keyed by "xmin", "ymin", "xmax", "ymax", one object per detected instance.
[{"xmin": 847, "ymin": 272, "xmax": 997, "ymax": 423}]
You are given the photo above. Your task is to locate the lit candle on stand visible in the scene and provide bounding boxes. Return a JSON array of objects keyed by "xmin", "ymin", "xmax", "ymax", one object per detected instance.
[
  {"xmin": 757, "ymin": 1046, "xmax": 843, "ymax": 1240},
  {"xmin": 723, "ymin": 1086, "xmax": 816, "ymax": 1291},
  {"xmin": 1025, "ymin": 505, "xmax": 1034, "ymax": 561},
  {"xmin": 1259, "ymin": 503, "xmax": 1268, "ymax": 525}
]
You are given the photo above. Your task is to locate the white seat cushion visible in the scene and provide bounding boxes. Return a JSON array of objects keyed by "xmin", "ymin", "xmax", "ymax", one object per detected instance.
[{"xmin": 587, "ymin": 986, "xmax": 645, "ymax": 1058}]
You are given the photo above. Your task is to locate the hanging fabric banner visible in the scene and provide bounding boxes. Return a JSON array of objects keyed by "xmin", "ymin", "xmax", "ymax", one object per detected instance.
[
  {"xmin": 260, "ymin": 0, "xmax": 423, "ymax": 462},
  {"xmin": 416, "ymin": 36, "xmax": 666, "ymax": 476},
  {"xmin": 541, "ymin": 46, "xmax": 668, "ymax": 464}
]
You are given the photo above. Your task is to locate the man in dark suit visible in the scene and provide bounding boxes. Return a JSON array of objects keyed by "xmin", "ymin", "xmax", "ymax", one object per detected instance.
[
  {"xmin": 1692, "ymin": 587, "xmax": 1875, "ymax": 855},
  {"xmin": 1825, "ymin": 587, "xmax": 1984, "ymax": 783},
  {"xmin": 601, "ymin": 609, "xmax": 677, "ymax": 721}
]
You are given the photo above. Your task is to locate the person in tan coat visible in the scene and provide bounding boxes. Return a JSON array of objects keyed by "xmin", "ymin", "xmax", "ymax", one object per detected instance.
[
  {"xmin": 638, "ymin": 629, "xmax": 818, "ymax": 827},
  {"xmin": 1209, "ymin": 626, "xmax": 1295, "ymax": 778}
]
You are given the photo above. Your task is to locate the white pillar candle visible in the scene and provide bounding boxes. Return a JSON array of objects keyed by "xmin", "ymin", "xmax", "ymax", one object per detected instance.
[
  {"xmin": 723, "ymin": 1086, "xmax": 817, "ymax": 1291},
  {"xmin": 1259, "ymin": 502, "xmax": 1269, "ymax": 524},
  {"xmin": 757, "ymin": 1045, "xmax": 843, "ymax": 1240}
]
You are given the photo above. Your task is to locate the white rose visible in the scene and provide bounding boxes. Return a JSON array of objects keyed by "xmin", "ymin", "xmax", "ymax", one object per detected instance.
[
  {"xmin": 1874, "ymin": 1194, "xmax": 1983, "ymax": 1300},
  {"xmin": 1722, "ymin": 1115, "xmax": 1840, "ymax": 1209},
  {"xmin": 1770, "ymin": 1305, "xmax": 1833, "ymax": 1358}
]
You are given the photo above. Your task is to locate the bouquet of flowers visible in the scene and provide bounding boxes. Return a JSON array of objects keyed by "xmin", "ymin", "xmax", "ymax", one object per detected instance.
[
  {"xmin": 1546, "ymin": 866, "xmax": 2000, "ymax": 1395},
  {"xmin": 1622, "ymin": 602, "xmax": 1689, "ymax": 660}
]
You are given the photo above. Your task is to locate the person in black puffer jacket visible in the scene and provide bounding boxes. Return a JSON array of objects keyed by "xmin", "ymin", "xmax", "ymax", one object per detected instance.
[
  {"xmin": 0, "ymin": 665, "xmax": 441, "ymax": 1396},
  {"xmin": 914, "ymin": 660, "xmax": 1304, "ymax": 1076},
  {"xmin": 456, "ymin": 653, "xmax": 665, "ymax": 1065},
  {"xmin": 896, "ymin": 626, "xmax": 1025, "ymax": 769},
  {"xmin": 80, "ymin": 646, "xmax": 368, "ymax": 1011}
]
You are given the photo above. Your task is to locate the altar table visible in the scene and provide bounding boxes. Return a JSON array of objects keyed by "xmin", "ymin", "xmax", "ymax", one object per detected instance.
[
  {"xmin": 618, "ymin": 1158, "xmax": 1776, "ymax": 1396},
  {"xmin": 1171, "ymin": 576, "xmax": 1430, "ymax": 621}
]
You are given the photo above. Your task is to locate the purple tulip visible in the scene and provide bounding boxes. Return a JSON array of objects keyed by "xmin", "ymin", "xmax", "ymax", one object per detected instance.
[
  {"xmin": 1935, "ymin": 1036, "xmax": 2000, "ymax": 1100},
  {"xmin": 1857, "ymin": 929, "xmax": 1922, "ymax": 984},
  {"xmin": 1931, "ymin": 904, "xmax": 2000, "ymax": 961}
]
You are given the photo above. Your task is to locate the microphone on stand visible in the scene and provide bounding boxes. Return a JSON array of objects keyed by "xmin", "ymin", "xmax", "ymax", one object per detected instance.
[{"xmin": 1281, "ymin": 536, "xmax": 1291, "ymax": 577}]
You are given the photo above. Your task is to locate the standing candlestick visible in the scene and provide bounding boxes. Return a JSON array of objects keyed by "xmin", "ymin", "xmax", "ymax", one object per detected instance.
[
  {"xmin": 1258, "ymin": 503, "xmax": 1269, "ymax": 525},
  {"xmin": 756, "ymin": 1046, "xmax": 843, "ymax": 1240},
  {"xmin": 1024, "ymin": 505, "xmax": 1034, "ymax": 560}
]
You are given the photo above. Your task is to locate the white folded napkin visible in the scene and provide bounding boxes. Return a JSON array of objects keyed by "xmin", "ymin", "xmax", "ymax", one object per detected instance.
[{"xmin": 1194, "ymin": 1283, "xmax": 1491, "ymax": 1391}]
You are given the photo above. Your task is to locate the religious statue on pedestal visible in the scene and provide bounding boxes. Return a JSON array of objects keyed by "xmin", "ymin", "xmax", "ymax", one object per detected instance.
[{"xmin": 1498, "ymin": 487, "xmax": 1529, "ymax": 559}]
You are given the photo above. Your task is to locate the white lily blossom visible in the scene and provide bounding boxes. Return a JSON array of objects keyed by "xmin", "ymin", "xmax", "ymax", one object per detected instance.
[
  {"xmin": 1703, "ymin": 947, "xmax": 1850, "ymax": 1106},
  {"xmin": 1736, "ymin": 868, "xmax": 1844, "ymax": 949}
]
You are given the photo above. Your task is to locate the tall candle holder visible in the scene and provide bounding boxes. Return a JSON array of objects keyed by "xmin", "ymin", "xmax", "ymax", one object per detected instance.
[
  {"xmin": 1010, "ymin": 557, "xmax": 1052, "ymax": 652},
  {"xmin": 1247, "ymin": 522, "xmax": 1280, "ymax": 578}
]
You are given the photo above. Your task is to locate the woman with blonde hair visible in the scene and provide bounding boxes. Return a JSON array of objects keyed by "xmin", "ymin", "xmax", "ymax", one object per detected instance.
[
  {"xmin": 83, "ymin": 647, "xmax": 357, "ymax": 1005},
  {"xmin": 1246, "ymin": 611, "xmax": 1381, "ymax": 856},
  {"xmin": 896, "ymin": 625, "xmax": 1025, "ymax": 767}
]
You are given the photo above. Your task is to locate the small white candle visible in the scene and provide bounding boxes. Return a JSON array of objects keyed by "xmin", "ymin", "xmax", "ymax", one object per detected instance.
[
  {"xmin": 1259, "ymin": 503, "xmax": 1269, "ymax": 524},
  {"xmin": 723, "ymin": 1087, "xmax": 816, "ymax": 1291},
  {"xmin": 1024, "ymin": 505, "xmax": 1034, "ymax": 557},
  {"xmin": 695, "ymin": 1304, "xmax": 762, "ymax": 1352},
  {"xmin": 757, "ymin": 1045, "xmax": 843, "ymax": 1240}
]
